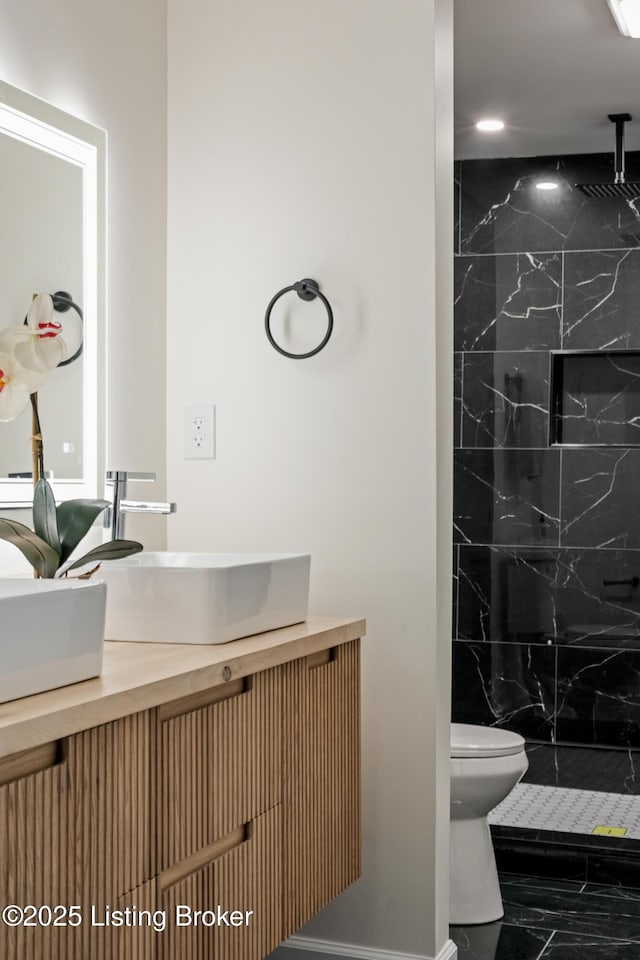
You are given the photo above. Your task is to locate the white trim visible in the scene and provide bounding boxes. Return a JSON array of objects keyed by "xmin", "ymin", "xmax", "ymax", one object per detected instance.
[{"xmin": 280, "ymin": 934, "xmax": 457, "ymax": 960}]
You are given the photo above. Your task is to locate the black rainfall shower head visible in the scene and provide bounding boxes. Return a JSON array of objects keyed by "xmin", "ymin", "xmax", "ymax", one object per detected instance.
[
  {"xmin": 575, "ymin": 113, "xmax": 640, "ymax": 199},
  {"xmin": 577, "ymin": 180, "xmax": 640, "ymax": 199}
]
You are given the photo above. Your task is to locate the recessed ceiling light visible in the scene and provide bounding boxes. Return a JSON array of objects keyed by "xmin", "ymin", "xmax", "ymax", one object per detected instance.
[
  {"xmin": 608, "ymin": 0, "xmax": 640, "ymax": 37},
  {"xmin": 476, "ymin": 119, "xmax": 505, "ymax": 133},
  {"xmin": 536, "ymin": 181, "xmax": 559, "ymax": 191}
]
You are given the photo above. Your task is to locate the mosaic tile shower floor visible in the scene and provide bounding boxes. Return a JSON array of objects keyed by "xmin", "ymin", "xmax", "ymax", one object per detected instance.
[{"xmin": 489, "ymin": 782, "xmax": 640, "ymax": 840}]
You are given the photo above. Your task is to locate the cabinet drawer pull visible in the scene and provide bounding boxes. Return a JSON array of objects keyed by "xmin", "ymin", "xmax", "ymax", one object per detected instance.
[
  {"xmin": 158, "ymin": 676, "xmax": 248, "ymax": 722},
  {"xmin": 306, "ymin": 647, "xmax": 336, "ymax": 669},
  {"xmin": 160, "ymin": 823, "xmax": 248, "ymax": 891},
  {"xmin": 0, "ymin": 740, "xmax": 63, "ymax": 787}
]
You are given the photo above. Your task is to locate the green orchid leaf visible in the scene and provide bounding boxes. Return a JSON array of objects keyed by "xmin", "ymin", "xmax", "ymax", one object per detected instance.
[
  {"xmin": 33, "ymin": 478, "xmax": 61, "ymax": 556},
  {"xmin": 0, "ymin": 518, "xmax": 60, "ymax": 578},
  {"xmin": 56, "ymin": 498, "xmax": 111, "ymax": 564},
  {"xmin": 62, "ymin": 538, "xmax": 143, "ymax": 574}
]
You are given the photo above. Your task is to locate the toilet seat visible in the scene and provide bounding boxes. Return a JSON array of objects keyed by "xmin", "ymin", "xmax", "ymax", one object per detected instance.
[{"xmin": 451, "ymin": 722, "xmax": 525, "ymax": 759}]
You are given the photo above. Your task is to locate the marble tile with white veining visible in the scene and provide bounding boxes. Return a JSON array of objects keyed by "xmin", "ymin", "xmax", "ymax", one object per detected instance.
[
  {"xmin": 460, "ymin": 152, "xmax": 640, "ymax": 255},
  {"xmin": 454, "ymin": 253, "xmax": 562, "ymax": 351},
  {"xmin": 564, "ymin": 250, "xmax": 640, "ymax": 350},
  {"xmin": 450, "ymin": 921, "xmax": 551, "ymax": 960},
  {"xmin": 554, "ymin": 351, "xmax": 640, "ymax": 446},
  {"xmin": 582, "ymin": 883, "xmax": 640, "ymax": 902},
  {"xmin": 458, "ymin": 545, "xmax": 561, "ymax": 644},
  {"xmin": 454, "ymin": 448, "xmax": 560, "ymax": 546},
  {"xmin": 502, "ymin": 877, "xmax": 640, "ymax": 940},
  {"xmin": 561, "ymin": 449, "xmax": 640, "ymax": 549},
  {"xmin": 462, "ymin": 352, "xmax": 551, "ymax": 448},
  {"xmin": 549, "ymin": 550, "xmax": 640, "ymax": 647},
  {"xmin": 556, "ymin": 647, "xmax": 640, "ymax": 748},
  {"xmin": 454, "ymin": 351, "xmax": 463, "ymax": 448},
  {"xmin": 452, "ymin": 639, "xmax": 556, "ymax": 740},
  {"xmin": 458, "ymin": 545, "xmax": 640, "ymax": 647},
  {"xmin": 540, "ymin": 933, "xmax": 640, "ymax": 958}
]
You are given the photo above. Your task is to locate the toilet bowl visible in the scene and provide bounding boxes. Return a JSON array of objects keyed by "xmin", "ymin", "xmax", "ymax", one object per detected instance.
[{"xmin": 450, "ymin": 723, "xmax": 528, "ymax": 925}]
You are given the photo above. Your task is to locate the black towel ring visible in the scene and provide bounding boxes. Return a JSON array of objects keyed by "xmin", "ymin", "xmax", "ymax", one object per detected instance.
[
  {"xmin": 52, "ymin": 291, "xmax": 83, "ymax": 367},
  {"xmin": 265, "ymin": 278, "xmax": 333, "ymax": 359}
]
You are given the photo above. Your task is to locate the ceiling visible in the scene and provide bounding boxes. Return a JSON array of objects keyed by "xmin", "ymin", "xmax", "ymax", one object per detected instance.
[{"xmin": 454, "ymin": 0, "xmax": 640, "ymax": 159}]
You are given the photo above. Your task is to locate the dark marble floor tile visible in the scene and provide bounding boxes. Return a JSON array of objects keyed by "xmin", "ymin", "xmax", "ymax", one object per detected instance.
[
  {"xmin": 561, "ymin": 449, "xmax": 640, "ymax": 549},
  {"xmin": 450, "ymin": 873, "xmax": 640, "ymax": 958},
  {"xmin": 524, "ymin": 742, "xmax": 640, "ymax": 794},
  {"xmin": 582, "ymin": 882, "xmax": 640, "ymax": 902},
  {"xmin": 564, "ymin": 250, "xmax": 640, "ymax": 350},
  {"xmin": 461, "ymin": 352, "xmax": 551, "ymax": 448},
  {"xmin": 502, "ymin": 874, "xmax": 585, "ymax": 895},
  {"xmin": 452, "ymin": 640, "xmax": 555, "ymax": 740},
  {"xmin": 540, "ymin": 932, "xmax": 640, "ymax": 958},
  {"xmin": 502, "ymin": 878, "xmax": 640, "ymax": 940},
  {"xmin": 460, "ymin": 152, "xmax": 640, "ymax": 255},
  {"xmin": 553, "ymin": 351, "xmax": 640, "ymax": 447},
  {"xmin": 454, "ymin": 449, "xmax": 560, "ymax": 546},
  {"xmin": 454, "ymin": 254, "xmax": 562, "ymax": 352},
  {"xmin": 450, "ymin": 921, "xmax": 551, "ymax": 960},
  {"xmin": 454, "ymin": 352, "xmax": 463, "ymax": 448},
  {"xmin": 556, "ymin": 647, "xmax": 640, "ymax": 748}
]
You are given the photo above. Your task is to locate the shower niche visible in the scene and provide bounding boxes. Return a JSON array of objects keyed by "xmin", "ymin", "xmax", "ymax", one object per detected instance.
[{"xmin": 550, "ymin": 350, "xmax": 640, "ymax": 447}]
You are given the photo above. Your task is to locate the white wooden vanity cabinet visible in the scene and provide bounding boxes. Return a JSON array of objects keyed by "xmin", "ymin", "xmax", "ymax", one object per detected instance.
[{"xmin": 0, "ymin": 616, "xmax": 363, "ymax": 960}]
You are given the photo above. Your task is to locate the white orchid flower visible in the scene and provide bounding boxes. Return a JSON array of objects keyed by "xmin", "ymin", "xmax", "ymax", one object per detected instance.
[
  {"xmin": 0, "ymin": 294, "xmax": 68, "ymax": 374},
  {"xmin": 0, "ymin": 350, "xmax": 45, "ymax": 422}
]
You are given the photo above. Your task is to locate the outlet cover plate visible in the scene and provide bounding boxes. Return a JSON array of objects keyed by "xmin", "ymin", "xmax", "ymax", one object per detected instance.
[{"xmin": 184, "ymin": 404, "xmax": 215, "ymax": 459}]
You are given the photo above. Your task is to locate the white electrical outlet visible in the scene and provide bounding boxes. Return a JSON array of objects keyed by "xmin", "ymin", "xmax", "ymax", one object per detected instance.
[{"xmin": 184, "ymin": 404, "xmax": 215, "ymax": 459}]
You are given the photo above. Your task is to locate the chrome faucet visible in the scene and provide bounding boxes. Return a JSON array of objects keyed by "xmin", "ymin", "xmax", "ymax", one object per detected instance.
[{"xmin": 105, "ymin": 470, "xmax": 177, "ymax": 540}]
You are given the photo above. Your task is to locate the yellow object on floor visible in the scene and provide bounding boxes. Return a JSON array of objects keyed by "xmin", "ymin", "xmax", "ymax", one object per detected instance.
[{"xmin": 592, "ymin": 825, "xmax": 627, "ymax": 837}]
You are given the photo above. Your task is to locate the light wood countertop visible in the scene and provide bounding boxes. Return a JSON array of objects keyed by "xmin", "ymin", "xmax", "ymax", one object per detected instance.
[{"xmin": 0, "ymin": 615, "xmax": 365, "ymax": 759}]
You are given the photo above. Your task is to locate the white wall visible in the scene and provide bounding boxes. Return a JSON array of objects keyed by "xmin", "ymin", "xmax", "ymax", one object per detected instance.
[
  {"xmin": 0, "ymin": 0, "xmax": 168, "ymax": 571},
  {"xmin": 167, "ymin": 2, "xmax": 453, "ymax": 958}
]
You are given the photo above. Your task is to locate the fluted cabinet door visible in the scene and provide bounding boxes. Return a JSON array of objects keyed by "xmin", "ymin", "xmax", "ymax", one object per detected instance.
[
  {"xmin": 100, "ymin": 878, "xmax": 159, "ymax": 960},
  {"xmin": 156, "ymin": 669, "xmax": 281, "ymax": 872},
  {"xmin": 160, "ymin": 805, "xmax": 283, "ymax": 960},
  {"xmin": 0, "ymin": 710, "xmax": 153, "ymax": 960},
  {"xmin": 282, "ymin": 640, "xmax": 361, "ymax": 937}
]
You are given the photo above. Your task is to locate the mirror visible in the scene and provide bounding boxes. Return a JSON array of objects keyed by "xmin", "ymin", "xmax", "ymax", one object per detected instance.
[{"xmin": 0, "ymin": 79, "xmax": 105, "ymax": 507}]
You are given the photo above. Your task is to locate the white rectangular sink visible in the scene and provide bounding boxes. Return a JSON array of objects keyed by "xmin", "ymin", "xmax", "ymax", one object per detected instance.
[
  {"xmin": 100, "ymin": 552, "xmax": 311, "ymax": 645},
  {"xmin": 0, "ymin": 579, "xmax": 106, "ymax": 703}
]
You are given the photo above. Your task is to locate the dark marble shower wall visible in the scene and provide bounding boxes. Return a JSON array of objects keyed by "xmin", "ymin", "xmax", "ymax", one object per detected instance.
[{"xmin": 452, "ymin": 150, "xmax": 640, "ymax": 752}]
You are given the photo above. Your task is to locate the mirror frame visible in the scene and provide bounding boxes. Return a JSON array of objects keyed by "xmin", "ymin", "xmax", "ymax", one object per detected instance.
[{"xmin": 0, "ymin": 79, "xmax": 106, "ymax": 508}]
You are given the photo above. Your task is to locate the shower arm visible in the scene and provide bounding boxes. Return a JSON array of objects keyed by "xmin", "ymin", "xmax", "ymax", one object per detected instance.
[{"xmin": 610, "ymin": 112, "xmax": 632, "ymax": 184}]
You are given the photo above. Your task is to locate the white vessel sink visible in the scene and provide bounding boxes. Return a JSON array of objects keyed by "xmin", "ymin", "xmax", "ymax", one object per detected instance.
[
  {"xmin": 0, "ymin": 578, "xmax": 106, "ymax": 703},
  {"xmin": 100, "ymin": 551, "xmax": 311, "ymax": 645}
]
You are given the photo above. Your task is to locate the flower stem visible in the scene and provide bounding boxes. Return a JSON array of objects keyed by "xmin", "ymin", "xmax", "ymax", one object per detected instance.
[
  {"xmin": 29, "ymin": 392, "xmax": 44, "ymax": 580},
  {"xmin": 30, "ymin": 391, "xmax": 44, "ymax": 485}
]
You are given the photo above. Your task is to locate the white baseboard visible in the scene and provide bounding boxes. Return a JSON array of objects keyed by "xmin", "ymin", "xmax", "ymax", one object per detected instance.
[{"xmin": 280, "ymin": 933, "xmax": 457, "ymax": 960}]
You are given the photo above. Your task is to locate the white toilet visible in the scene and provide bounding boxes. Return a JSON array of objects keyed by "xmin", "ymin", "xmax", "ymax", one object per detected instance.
[{"xmin": 450, "ymin": 723, "xmax": 528, "ymax": 925}]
